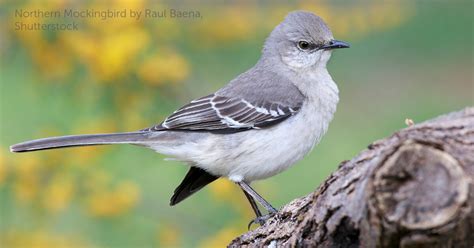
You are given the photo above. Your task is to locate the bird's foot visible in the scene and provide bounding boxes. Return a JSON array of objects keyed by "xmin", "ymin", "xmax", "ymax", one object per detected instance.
[{"xmin": 247, "ymin": 211, "xmax": 279, "ymax": 230}]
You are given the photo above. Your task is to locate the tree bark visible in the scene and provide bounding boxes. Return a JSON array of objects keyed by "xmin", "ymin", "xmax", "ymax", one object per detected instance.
[{"xmin": 229, "ymin": 107, "xmax": 474, "ymax": 248}]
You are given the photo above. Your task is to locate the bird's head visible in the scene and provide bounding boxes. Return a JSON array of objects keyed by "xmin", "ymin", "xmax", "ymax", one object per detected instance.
[{"xmin": 263, "ymin": 11, "xmax": 349, "ymax": 71}]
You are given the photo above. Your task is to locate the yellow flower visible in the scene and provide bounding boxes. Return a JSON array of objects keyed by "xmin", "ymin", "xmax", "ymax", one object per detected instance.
[
  {"xmin": 199, "ymin": 227, "xmax": 242, "ymax": 248},
  {"xmin": 138, "ymin": 50, "xmax": 190, "ymax": 86},
  {"xmin": 13, "ymin": 155, "xmax": 41, "ymax": 203},
  {"xmin": 11, "ymin": 2, "xmax": 73, "ymax": 80},
  {"xmin": 122, "ymin": 109, "xmax": 150, "ymax": 130},
  {"xmin": 0, "ymin": 149, "xmax": 7, "ymax": 186},
  {"xmin": 42, "ymin": 174, "xmax": 75, "ymax": 213},
  {"xmin": 63, "ymin": 27, "xmax": 149, "ymax": 82},
  {"xmin": 86, "ymin": 190, "xmax": 119, "ymax": 217},
  {"xmin": 30, "ymin": 42, "xmax": 73, "ymax": 81},
  {"xmin": 208, "ymin": 179, "xmax": 254, "ymax": 217},
  {"xmin": 191, "ymin": 7, "xmax": 257, "ymax": 46},
  {"xmin": 156, "ymin": 224, "xmax": 180, "ymax": 247},
  {"xmin": 84, "ymin": 0, "xmax": 145, "ymax": 31},
  {"xmin": 113, "ymin": 181, "xmax": 140, "ymax": 211},
  {"xmin": 298, "ymin": 2, "xmax": 332, "ymax": 24},
  {"xmin": 86, "ymin": 181, "xmax": 140, "ymax": 217},
  {"xmin": 113, "ymin": 87, "xmax": 153, "ymax": 118},
  {"xmin": 1, "ymin": 230, "xmax": 92, "ymax": 248},
  {"xmin": 95, "ymin": 27, "xmax": 149, "ymax": 82},
  {"xmin": 298, "ymin": 0, "xmax": 414, "ymax": 39},
  {"xmin": 208, "ymin": 179, "xmax": 236, "ymax": 201}
]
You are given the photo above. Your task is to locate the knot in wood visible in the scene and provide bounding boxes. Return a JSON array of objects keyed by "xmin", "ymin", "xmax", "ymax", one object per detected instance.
[{"xmin": 373, "ymin": 141, "xmax": 469, "ymax": 230}]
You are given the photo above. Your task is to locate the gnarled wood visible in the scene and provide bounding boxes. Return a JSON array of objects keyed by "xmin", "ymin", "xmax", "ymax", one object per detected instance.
[{"xmin": 229, "ymin": 107, "xmax": 474, "ymax": 248}]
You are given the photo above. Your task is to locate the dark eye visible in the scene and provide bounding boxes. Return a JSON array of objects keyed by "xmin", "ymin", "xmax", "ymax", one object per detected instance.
[{"xmin": 297, "ymin": 41, "xmax": 310, "ymax": 50}]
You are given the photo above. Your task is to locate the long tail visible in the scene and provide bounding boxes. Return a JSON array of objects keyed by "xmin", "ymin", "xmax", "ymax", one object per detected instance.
[{"xmin": 10, "ymin": 132, "xmax": 151, "ymax": 153}]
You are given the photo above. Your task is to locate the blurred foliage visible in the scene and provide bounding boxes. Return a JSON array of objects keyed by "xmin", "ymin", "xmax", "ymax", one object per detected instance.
[{"xmin": 0, "ymin": 0, "xmax": 472, "ymax": 247}]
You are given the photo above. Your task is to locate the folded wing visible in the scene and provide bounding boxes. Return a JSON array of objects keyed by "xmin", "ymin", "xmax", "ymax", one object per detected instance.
[{"xmin": 144, "ymin": 93, "xmax": 302, "ymax": 132}]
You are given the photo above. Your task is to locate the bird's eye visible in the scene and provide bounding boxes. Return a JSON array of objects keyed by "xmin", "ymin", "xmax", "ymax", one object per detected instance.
[{"xmin": 297, "ymin": 41, "xmax": 310, "ymax": 50}]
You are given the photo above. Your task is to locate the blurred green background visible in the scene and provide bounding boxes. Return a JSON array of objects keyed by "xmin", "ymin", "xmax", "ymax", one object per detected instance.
[{"xmin": 0, "ymin": 0, "xmax": 472, "ymax": 247}]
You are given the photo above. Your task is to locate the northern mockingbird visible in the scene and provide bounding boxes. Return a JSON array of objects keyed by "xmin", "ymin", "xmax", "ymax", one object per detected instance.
[{"xmin": 10, "ymin": 11, "xmax": 349, "ymax": 226}]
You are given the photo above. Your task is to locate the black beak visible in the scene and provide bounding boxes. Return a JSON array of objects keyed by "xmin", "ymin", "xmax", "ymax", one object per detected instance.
[{"xmin": 321, "ymin": 39, "xmax": 350, "ymax": 50}]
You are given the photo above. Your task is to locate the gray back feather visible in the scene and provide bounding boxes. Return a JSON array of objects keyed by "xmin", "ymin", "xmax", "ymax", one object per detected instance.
[{"xmin": 217, "ymin": 67, "xmax": 304, "ymax": 109}]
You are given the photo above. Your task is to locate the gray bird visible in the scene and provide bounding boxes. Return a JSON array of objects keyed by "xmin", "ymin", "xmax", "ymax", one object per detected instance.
[{"xmin": 10, "ymin": 10, "xmax": 349, "ymax": 226}]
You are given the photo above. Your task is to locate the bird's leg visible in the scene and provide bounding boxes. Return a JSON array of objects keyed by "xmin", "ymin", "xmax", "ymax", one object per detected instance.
[
  {"xmin": 237, "ymin": 181, "xmax": 277, "ymax": 213},
  {"xmin": 242, "ymin": 189, "xmax": 263, "ymax": 218},
  {"xmin": 242, "ymin": 189, "xmax": 266, "ymax": 229},
  {"xmin": 237, "ymin": 181, "xmax": 278, "ymax": 228}
]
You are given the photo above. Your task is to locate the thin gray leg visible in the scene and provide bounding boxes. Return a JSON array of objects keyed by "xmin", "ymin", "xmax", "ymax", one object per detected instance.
[
  {"xmin": 237, "ymin": 181, "xmax": 277, "ymax": 213},
  {"xmin": 242, "ymin": 189, "xmax": 263, "ymax": 218}
]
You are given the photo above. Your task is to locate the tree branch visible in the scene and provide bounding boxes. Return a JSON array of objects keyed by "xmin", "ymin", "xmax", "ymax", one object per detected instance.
[{"xmin": 229, "ymin": 107, "xmax": 474, "ymax": 248}]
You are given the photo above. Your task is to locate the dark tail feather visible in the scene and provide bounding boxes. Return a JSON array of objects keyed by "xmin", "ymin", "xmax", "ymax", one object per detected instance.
[
  {"xmin": 10, "ymin": 132, "xmax": 150, "ymax": 153},
  {"xmin": 170, "ymin": 167, "xmax": 219, "ymax": 206}
]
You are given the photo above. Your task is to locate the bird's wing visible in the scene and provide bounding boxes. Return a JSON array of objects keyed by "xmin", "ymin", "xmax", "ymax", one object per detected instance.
[{"xmin": 143, "ymin": 93, "xmax": 302, "ymax": 132}]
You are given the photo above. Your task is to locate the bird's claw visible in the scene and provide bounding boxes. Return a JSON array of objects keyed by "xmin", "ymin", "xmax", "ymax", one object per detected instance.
[{"xmin": 247, "ymin": 212, "xmax": 279, "ymax": 230}]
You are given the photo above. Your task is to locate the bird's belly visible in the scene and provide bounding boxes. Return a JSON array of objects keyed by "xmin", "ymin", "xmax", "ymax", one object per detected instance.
[{"xmin": 195, "ymin": 102, "xmax": 334, "ymax": 182}]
